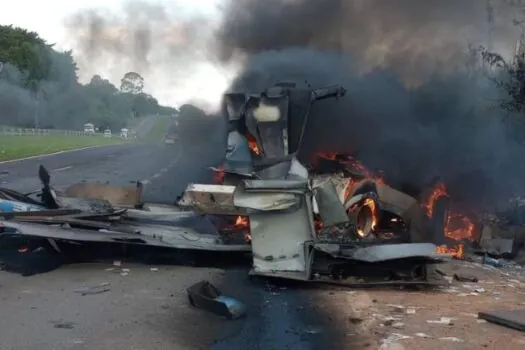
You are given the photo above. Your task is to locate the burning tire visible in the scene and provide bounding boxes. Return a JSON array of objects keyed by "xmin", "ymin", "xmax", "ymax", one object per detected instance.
[{"xmin": 345, "ymin": 181, "xmax": 380, "ymax": 238}]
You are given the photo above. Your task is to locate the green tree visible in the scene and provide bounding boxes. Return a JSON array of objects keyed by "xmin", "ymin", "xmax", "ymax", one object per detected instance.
[
  {"xmin": 120, "ymin": 71, "xmax": 144, "ymax": 94},
  {"xmin": 0, "ymin": 25, "xmax": 52, "ymax": 90}
]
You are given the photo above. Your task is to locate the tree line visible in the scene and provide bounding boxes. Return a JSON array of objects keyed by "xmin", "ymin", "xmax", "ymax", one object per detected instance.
[{"xmin": 0, "ymin": 25, "xmax": 177, "ymax": 131}]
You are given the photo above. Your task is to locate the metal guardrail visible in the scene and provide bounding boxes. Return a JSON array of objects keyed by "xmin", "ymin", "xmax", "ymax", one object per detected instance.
[{"xmin": 0, "ymin": 126, "xmax": 99, "ymax": 137}]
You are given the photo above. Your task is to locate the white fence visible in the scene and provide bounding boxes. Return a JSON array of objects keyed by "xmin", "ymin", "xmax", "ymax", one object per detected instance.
[{"xmin": 0, "ymin": 125, "xmax": 96, "ymax": 137}]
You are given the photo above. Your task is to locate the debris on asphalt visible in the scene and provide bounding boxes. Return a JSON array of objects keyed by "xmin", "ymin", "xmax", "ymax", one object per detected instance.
[
  {"xmin": 426, "ymin": 317, "xmax": 454, "ymax": 325},
  {"xmin": 439, "ymin": 336, "xmax": 463, "ymax": 342},
  {"xmin": 453, "ymin": 272, "xmax": 478, "ymax": 282},
  {"xmin": 478, "ymin": 309, "xmax": 525, "ymax": 332},
  {"xmin": 51, "ymin": 321, "xmax": 75, "ymax": 329},
  {"xmin": 414, "ymin": 333, "xmax": 431, "ymax": 338},
  {"xmin": 74, "ymin": 282, "xmax": 111, "ymax": 296},
  {"xmin": 482, "ymin": 254, "xmax": 504, "ymax": 268},
  {"xmin": 187, "ymin": 280, "xmax": 246, "ymax": 320}
]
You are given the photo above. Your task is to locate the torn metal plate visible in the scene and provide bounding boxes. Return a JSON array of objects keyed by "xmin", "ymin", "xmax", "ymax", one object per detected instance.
[
  {"xmin": 0, "ymin": 220, "xmax": 251, "ymax": 252},
  {"xmin": 317, "ymin": 243, "xmax": 450, "ymax": 262}
]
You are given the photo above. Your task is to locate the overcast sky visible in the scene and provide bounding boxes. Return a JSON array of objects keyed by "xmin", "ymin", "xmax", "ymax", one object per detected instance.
[
  {"xmin": 0, "ymin": 0, "xmax": 219, "ymax": 48},
  {"xmin": 0, "ymin": 0, "xmax": 231, "ymax": 109}
]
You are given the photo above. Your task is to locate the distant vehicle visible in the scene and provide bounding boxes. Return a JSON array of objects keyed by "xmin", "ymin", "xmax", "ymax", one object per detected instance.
[
  {"xmin": 84, "ymin": 123, "xmax": 95, "ymax": 135},
  {"xmin": 164, "ymin": 134, "xmax": 177, "ymax": 144},
  {"xmin": 164, "ymin": 122, "xmax": 178, "ymax": 144},
  {"xmin": 120, "ymin": 128, "xmax": 129, "ymax": 139},
  {"xmin": 103, "ymin": 129, "xmax": 112, "ymax": 138}
]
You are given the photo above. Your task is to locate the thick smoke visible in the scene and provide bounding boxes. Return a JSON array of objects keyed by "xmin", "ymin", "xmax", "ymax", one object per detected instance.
[
  {"xmin": 216, "ymin": 0, "xmax": 525, "ymax": 209},
  {"xmin": 64, "ymin": 1, "xmax": 236, "ymax": 109}
]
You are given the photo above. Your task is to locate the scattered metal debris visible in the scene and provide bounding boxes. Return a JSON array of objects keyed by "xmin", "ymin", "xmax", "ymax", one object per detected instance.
[
  {"xmin": 74, "ymin": 282, "xmax": 111, "ymax": 296},
  {"xmin": 478, "ymin": 309, "xmax": 525, "ymax": 332},
  {"xmin": 454, "ymin": 273, "xmax": 478, "ymax": 282},
  {"xmin": 187, "ymin": 280, "xmax": 246, "ymax": 320}
]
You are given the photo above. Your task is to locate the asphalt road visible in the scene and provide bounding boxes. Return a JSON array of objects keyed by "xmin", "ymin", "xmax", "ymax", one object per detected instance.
[{"xmin": 0, "ymin": 140, "xmax": 347, "ymax": 350}]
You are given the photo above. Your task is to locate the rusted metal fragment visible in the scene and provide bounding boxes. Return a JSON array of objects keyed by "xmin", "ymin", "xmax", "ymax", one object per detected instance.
[{"xmin": 64, "ymin": 182, "xmax": 143, "ymax": 206}]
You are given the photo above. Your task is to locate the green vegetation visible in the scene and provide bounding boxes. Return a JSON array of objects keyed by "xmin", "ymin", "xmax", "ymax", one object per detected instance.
[
  {"xmin": 0, "ymin": 135, "xmax": 128, "ymax": 161},
  {"xmin": 0, "ymin": 24, "xmax": 177, "ymax": 131},
  {"xmin": 143, "ymin": 117, "xmax": 171, "ymax": 141}
]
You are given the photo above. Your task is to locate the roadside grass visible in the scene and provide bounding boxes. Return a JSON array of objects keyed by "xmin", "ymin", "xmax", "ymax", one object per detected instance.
[
  {"xmin": 143, "ymin": 116, "xmax": 171, "ymax": 142},
  {"xmin": 0, "ymin": 135, "xmax": 129, "ymax": 161}
]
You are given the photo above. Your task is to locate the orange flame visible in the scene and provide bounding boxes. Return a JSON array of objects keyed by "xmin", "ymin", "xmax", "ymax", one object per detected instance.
[
  {"xmin": 246, "ymin": 133, "xmax": 260, "ymax": 155},
  {"xmin": 436, "ymin": 244, "xmax": 464, "ymax": 259},
  {"xmin": 424, "ymin": 182, "xmax": 474, "ymax": 258},
  {"xmin": 234, "ymin": 216, "xmax": 251, "ymax": 242},
  {"xmin": 424, "ymin": 182, "xmax": 447, "ymax": 217}
]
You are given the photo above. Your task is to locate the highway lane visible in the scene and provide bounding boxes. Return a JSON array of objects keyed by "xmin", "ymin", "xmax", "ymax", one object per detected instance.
[
  {"xmin": 0, "ymin": 142, "xmax": 189, "ymax": 203},
  {"xmin": 0, "ymin": 140, "xmax": 345, "ymax": 350}
]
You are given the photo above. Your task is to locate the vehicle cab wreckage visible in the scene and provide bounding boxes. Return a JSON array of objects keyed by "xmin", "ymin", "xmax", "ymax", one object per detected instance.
[{"xmin": 0, "ymin": 82, "xmax": 449, "ymax": 285}]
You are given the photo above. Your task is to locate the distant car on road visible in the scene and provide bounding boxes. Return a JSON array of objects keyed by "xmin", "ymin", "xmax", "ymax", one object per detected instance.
[
  {"xmin": 164, "ymin": 134, "xmax": 177, "ymax": 144},
  {"xmin": 103, "ymin": 129, "xmax": 112, "ymax": 138}
]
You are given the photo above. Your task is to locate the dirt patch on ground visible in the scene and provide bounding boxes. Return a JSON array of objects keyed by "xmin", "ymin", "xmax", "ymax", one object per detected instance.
[{"xmin": 313, "ymin": 260, "xmax": 525, "ymax": 349}]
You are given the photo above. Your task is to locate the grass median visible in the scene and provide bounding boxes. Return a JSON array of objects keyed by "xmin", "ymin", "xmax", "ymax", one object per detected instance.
[{"xmin": 0, "ymin": 135, "xmax": 129, "ymax": 161}]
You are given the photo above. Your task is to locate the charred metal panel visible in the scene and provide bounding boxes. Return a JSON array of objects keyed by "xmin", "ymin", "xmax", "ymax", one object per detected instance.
[
  {"xmin": 233, "ymin": 178, "xmax": 316, "ymax": 274},
  {"xmin": 0, "ymin": 220, "xmax": 251, "ymax": 251},
  {"xmin": 312, "ymin": 178, "xmax": 349, "ymax": 227},
  {"xmin": 224, "ymin": 131, "xmax": 253, "ymax": 174},
  {"xmin": 314, "ymin": 243, "xmax": 448, "ymax": 262},
  {"xmin": 177, "ymin": 184, "xmax": 245, "ymax": 215},
  {"xmin": 241, "ymin": 179, "xmax": 308, "ymax": 191},
  {"xmin": 245, "ymin": 95, "xmax": 289, "ymax": 158},
  {"xmin": 376, "ymin": 184, "xmax": 417, "ymax": 218},
  {"xmin": 233, "ymin": 189, "xmax": 300, "ymax": 212},
  {"xmin": 249, "ymin": 196, "xmax": 315, "ymax": 274}
]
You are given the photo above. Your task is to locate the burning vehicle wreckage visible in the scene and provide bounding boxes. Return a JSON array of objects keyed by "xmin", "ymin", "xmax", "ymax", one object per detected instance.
[{"xmin": 0, "ymin": 82, "xmax": 492, "ymax": 286}]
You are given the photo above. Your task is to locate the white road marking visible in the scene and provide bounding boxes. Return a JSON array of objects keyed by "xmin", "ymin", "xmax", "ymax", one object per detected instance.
[
  {"xmin": 0, "ymin": 145, "xmax": 116, "ymax": 165},
  {"xmin": 53, "ymin": 166, "xmax": 73, "ymax": 172},
  {"xmin": 160, "ymin": 168, "xmax": 168, "ymax": 173},
  {"xmin": 141, "ymin": 179, "xmax": 151, "ymax": 185},
  {"xmin": 152, "ymin": 173, "xmax": 161, "ymax": 179}
]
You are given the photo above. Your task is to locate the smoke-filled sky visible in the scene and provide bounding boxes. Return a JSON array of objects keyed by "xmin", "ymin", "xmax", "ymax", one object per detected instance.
[
  {"xmin": 216, "ymin": 0, "xmax": 525, "ymax": 208},
  {"xmin": 1, "ymin": 0, "xmax": 523, "ymax": 109},
  {"xmin": 4, "ymin": 0, "xmax": 525, "ymax": 206}
]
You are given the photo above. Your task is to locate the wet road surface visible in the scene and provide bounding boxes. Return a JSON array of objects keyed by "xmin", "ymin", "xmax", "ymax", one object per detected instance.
[{"xmin": 0, "ymin": 140, "xmax": 344, "ymax": 350}]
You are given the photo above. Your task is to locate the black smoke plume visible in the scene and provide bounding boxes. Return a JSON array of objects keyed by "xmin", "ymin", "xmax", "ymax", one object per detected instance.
[{"xmin": 216, "ymin": 0, "xmax": 525, "ymax": 209}]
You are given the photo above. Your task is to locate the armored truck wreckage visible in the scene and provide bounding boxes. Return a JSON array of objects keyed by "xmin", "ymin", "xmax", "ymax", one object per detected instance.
[{"xmin": 178, "ymin": 82, "xmax": 448, "ymax": 285}]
